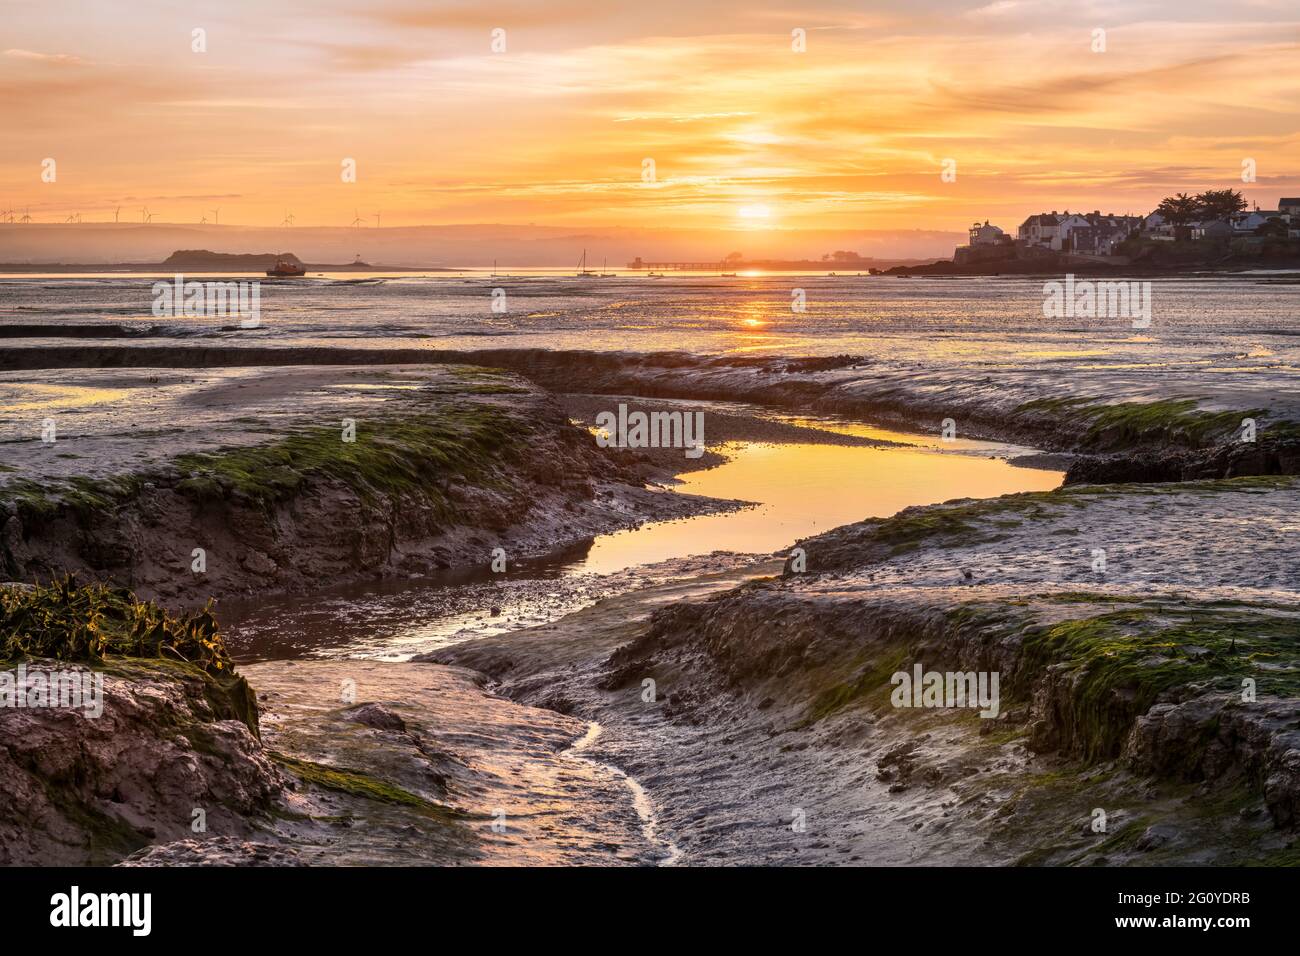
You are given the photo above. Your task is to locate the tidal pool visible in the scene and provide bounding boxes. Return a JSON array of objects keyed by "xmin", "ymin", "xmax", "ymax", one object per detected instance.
[
  {"xmin": 571, "ymin": 435, "xmax": 1060, "ymax": 574},
  {"xmin": 223, "ymin": 424, "xmax": 1061, "ymax": 662}
]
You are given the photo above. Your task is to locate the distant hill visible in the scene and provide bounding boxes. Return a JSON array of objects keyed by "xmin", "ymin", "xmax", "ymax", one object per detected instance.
[
  {"xmin": 0, "ymin": 248, "xmax": 421, "ymax": 273},
  {"xmin": 162, "ymin": 250, "xmax": 300, "ymax": 269}
]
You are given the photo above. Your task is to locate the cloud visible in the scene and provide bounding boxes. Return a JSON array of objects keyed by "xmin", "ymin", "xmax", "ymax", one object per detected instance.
[
  {"xmin": 4, "ymin": 48, "xmax": 82, "ymax": 64},
  {"xmin": 968, "ymin": 1, "xmax": 1024, "ymax": 15},
  {"xmin": 1, "ymin": 1, "xmax": 1298, "ymax": 231}
]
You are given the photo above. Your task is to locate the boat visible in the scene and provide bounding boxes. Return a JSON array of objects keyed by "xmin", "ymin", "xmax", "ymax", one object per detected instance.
[
  {"xmin": 576, "ymin": 249, "xmax": 599, "ymax": 278},
  {"xmin": 266, "ymin": 257, "xmax": 305, "ymax": 277},
  {"xmin": 598, "ymin": 258, "xmax": 615, "ymax": 277}
]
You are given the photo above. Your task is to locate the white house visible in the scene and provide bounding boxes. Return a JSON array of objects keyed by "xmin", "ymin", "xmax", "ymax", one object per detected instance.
[
  {"xmin": 968, "ymin": 221, "xmax": 1005, "ymax": 246},
  {"xmin": 1229, "ymin": 211, "xmax": 1270, "ymax": 234},
  {"xmin": 1018, "ymin": 211, "xmax": 1091, "ymax": 251}
]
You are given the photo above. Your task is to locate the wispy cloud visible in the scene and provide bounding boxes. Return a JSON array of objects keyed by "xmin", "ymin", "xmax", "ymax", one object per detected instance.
[
  {"xmin": 1, "ymin": 1, "xmax": 1298, "ymax": 230},
  {"xmin": 4, "ymin": 48, "xmax": 83, "ymax": 63}
]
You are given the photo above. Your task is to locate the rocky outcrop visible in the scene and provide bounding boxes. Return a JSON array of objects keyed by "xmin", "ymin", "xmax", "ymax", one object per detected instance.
[
  {"xmin": 1128, "ymin": 697, "xmax": 1300, "ymax": 828},
  {"xmin": 0, "ymin": 658, "xmax": 281, "ymax": 866}
]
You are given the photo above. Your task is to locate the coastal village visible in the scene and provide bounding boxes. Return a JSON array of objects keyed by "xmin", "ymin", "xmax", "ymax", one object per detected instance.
[{"xmin": 955, "ymin": 194, "xmax": 1300, "ymax": 266}]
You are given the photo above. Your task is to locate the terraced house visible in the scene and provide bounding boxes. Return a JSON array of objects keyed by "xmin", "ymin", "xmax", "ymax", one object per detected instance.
[{"xmin": 1017, "ymin": 211, "xmax": 1142, "ymax": 255}]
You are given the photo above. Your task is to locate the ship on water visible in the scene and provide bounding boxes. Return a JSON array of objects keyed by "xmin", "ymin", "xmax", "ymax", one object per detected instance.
[{"xmin": 266, "ymin": 256, "xmax": 306, "ymax": 277}]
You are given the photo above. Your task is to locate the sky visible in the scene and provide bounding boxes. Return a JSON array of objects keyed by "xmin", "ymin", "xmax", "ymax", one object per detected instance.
[{"xmin": 2, "ymin": 0, "xmax": 1299, "ymax": 237}]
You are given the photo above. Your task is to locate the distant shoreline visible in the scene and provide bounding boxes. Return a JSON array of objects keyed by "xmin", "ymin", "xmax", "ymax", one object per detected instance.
[
  {"xmin": 0, "ymin": 262, "xmax": 450, "ymax": 273},
  {"xmin": 886, "ymin": 254, "xmax": 1300, "ymax": 278}
]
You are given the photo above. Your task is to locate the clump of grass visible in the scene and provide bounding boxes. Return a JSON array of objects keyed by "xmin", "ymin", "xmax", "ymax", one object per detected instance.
[
  {"xmin": 803, "ymin": 646, "xmax": 910, "ymax": 724},
  {"xmin": 269, "ymin": 752, "xmax": 459, "ymax": 820},
  {"xmin": 1016, "ymin": 396, "xmax": 1267, "ymax": 449},
  {"xmin": 2, "ymin": 406, "xmax": 535, "ymax": 520},
  {"xmin": 1016, "ymin": 606, "xmax": 1300, "ymax": 761},
  {"xmin": 0, "ymin": 576, "xmax": 234, "ymax": 675},
  {"xmin": 839, "ymin": 492, "xmax": 1056, "ymax": 557},
  {"xmin": 871, "ymin": 508, "xmax": 982, "ymax": 551},
  {"xmin": 1, "ymin": 474, "xmax": 143, "ymax": 520},
  {"xmin": 172, "ymin": 406, "xmax": 529, "ymax": 508}
]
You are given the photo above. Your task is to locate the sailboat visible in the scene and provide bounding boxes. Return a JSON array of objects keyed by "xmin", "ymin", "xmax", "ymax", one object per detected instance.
[
  {"xmin": 599, "ymin": 258, "xmax": 615, "ymax": 278},
  {"xmin": 576, "ymin": 249, "xmax": 598, "ymax": 278}
]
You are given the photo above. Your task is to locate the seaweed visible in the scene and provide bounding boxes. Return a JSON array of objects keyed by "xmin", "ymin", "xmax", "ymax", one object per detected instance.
[{"xmin": 0, "ymin": 576, "xmax": 234, "ymax": 675}]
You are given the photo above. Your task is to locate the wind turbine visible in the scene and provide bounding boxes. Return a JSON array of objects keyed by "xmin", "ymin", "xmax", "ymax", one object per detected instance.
[
  {"xmin": 350, "ymin": 209, "xmax": 365, "ymax": 228},
  {"xmin": 114, "ymin": 206, "xmax": 121, "ymax": 224},
  {"xmin": 280, "ymin": 212, "xmax": 295, "ymax": 227},
  {"xmin": 20, "ymin": 208, "xmax": 31, "ymax": 224},
  {"xmin": 374, "ymin": 211, "xmax": 381, "ymax": 229},
  {"xmin": 200, "ymin": 214, "xmax": 208, "ymax": 224},
  {"xmin": 211, "ymin": 208, "xmax": 220, "ymax": 225},
  {"xmin": 141, "ymin": 207, "xmax": 153, "ymax": 224}
]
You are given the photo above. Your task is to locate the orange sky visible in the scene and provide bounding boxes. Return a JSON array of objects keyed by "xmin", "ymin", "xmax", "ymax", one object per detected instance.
[{"xmin": 2, "ymin": 0, "xmax": 1299, "ymax": 233}]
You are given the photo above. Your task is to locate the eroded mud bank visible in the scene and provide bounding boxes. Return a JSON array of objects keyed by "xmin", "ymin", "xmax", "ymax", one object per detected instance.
[
  {"xmin": 432, "ymin": 476, "xmax": 1300, "ymax": 865},
  {"xmin": 0, "ymin": 365, "xmax": 744, "ymax": 607}
]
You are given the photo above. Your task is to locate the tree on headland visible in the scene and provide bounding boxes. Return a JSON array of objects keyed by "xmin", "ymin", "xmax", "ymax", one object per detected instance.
[
  {"xmin": 1195, "ymin": 189, "xmax": 1247, "ymax": 220},
  {"xmin": 1155, "ymin": 193, "xmax": 1202, "ymax": 226},
  {"xmin": 1154, "ymin": 189, "xmax": 1246, "ymax": 227}
]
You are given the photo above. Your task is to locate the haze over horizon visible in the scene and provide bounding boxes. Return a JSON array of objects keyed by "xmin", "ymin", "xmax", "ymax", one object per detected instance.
[{"xmin": 3, "ymin": 0, "xmax": 1298, "ymax": 249}]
